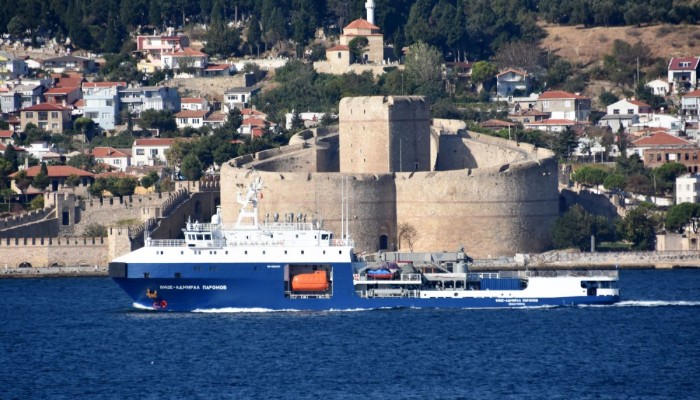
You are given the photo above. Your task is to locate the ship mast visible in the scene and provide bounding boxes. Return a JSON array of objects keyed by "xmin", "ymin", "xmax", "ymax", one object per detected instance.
[{"xmin": 235, "ymin": 174, "xmax": 263, "ymax": 229}]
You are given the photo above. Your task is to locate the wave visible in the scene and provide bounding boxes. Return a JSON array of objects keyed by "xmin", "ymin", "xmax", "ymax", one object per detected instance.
[
  {"xmin": 614, "ymin": 300, "xmax": 700, "ymax": 307},
  {"xmin": 582, "ymin": 300, "xmax": 700, "ymax": 308}
]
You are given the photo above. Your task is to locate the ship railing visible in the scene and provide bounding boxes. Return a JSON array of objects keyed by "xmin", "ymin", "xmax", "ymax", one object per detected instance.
[
  {"xmin": 260, "ymin": 222, "xmax": 317, "ymax": 231},
  {"xmin": 503, "ymin": 270, "xmax": 620, "ymax": 278},
  {"xmin": 147, "ymin": 239, "xmax": 187, "ymax": 247},
  {"xmin": 400, "ymin": 273, "xmax": 422, "ymax": 281}
]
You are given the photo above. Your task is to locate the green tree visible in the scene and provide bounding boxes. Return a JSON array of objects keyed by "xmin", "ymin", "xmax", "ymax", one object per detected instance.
[
  {"xmin": 404, "ymin": 41, "xmax": 444, "ymax": 101},
  {"xmin": 348, "ymin": 36, "xmax": 369, "ymax": 64},
  {"xmin": 653, "ymin": 162, "xmax": 687, "ymax": 195},
  {"xmin": 31, "ymin": 162, "xmax": 50, "ymax": 191},
  {"xmin": 603, "ymin": 173, "xmax": 626, "ymax": 191},
  {"xmin": 599, "ymin": 90, "xmax": 618, "ymax": 107},
  {"xmin": 74, "ymin": 117, "xmax": 96, "ymax": 143},
  {"xmin": 617, "ymin": 206, "xmax": 656, "ymax": 250},
  {"xmin": 205, "ymin": 0, "xmax": 241, "ymax": 57},
  {"xmin": 4, "ymin": 144, "xmax": 19, "ymax": 172},
  {"xmin": 572, "ymin": 165, "xmax": 609, "ymax": 188},
  {"xmin": 138, "ymin": 110, "xmax": 177, "ymax": 134},
  {"xmin": 665, "ymin": 203, "xmax": 700, "ymax": 233},
  {"xmin": 551, "ymin": 127, "xmax": 579, "ymax": 162},
  {"xmin": 140, "ymin": 170, "xmax": 160, "ymax": 189},
  {"xmin": 247, "ymin": 12, "xmax": 262, "ymax": 56},
  {"xmin": 471, "ymin": 61, "xmax": 498, "ymax": 90},
  {"xmin": 29, "ymin": 194, "xmax": 44, "ymax": 210},
  {"xmin": 181, "ymin": 153, "xmax": 203, "ymax": 181},
  {"xmin": 552, "ymin": 204, "xmax": 613, "ymax": 250}
]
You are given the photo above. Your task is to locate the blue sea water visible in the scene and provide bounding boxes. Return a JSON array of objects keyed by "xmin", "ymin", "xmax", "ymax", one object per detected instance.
[{"xmin": 1, "ymin": 269, "xmax": 699, "ymax": 400}]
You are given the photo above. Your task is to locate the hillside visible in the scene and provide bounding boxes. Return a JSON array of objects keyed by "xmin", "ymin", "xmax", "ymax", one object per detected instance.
[{"xmin": 541, "ymin": 23, "xmax": 700, "ymax": 66}]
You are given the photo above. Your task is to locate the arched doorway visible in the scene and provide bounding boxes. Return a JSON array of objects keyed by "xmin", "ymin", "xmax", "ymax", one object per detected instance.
[{"xmin": 379, "ymin": 234, "xmax": 388, "ymax": 250}]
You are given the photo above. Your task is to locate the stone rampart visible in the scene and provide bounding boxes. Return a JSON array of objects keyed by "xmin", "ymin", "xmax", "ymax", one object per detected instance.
[
  {"xmin": 0, "ymin": 236, "xmax": 109, "ymax": 268},
  {"xmin": 0, "ymin": 206, "xmax": 55, "ymax": 231},
  {"xmin": 394, "ymin": 157, "xmax": 559, "ymax": 256}
]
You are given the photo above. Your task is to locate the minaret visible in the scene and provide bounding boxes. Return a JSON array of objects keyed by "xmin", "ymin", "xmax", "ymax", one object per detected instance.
[{"xmin": 365, "ymin": 0, "xmax": 375, "ymax": 24}]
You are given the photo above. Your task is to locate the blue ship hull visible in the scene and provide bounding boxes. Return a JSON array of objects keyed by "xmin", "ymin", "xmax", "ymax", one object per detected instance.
[{"xmin": 110, "ymin": 261, "xmax": 620, "ymax": 312}]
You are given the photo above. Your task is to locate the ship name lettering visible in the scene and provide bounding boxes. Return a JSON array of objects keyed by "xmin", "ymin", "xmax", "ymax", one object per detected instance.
[
  {"xmin": 175, "ymin": 285, "xmax": 201, "ymax": 290},
  {"xmin": 159, "ymin": 285, "xmax": 173, "ymax": 290},
  {"xmin": 267, "ymin": 265, "xmax": 281, "ymax": 269},
  {"xmin": 203, "ymin": 285, "xmax": 227, "ymax": 290}
]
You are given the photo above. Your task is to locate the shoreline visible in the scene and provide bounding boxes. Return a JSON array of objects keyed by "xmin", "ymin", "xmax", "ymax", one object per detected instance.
[{"xmin": 2, "ymin": 263, "xmax": 699, "ymax": 279}]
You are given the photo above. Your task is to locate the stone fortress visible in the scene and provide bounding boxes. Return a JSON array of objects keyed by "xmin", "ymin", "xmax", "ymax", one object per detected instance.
[{"xmin": 220, "ymin": 96, "xmax": 560, "ymax": 258}]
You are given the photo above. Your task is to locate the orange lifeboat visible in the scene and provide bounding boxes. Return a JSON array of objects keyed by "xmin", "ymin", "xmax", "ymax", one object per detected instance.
[{"xmin": 291, "ymin": 271, "xmax": 329, "ymax": 291}]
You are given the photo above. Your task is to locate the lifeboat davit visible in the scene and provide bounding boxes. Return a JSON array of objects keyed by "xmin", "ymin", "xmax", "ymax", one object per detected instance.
[{"xmin": 291, "ymin": 270, "xmax": 329, "ymax": 291}]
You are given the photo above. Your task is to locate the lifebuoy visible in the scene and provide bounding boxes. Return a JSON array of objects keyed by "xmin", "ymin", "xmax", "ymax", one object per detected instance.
[{"xmin": 160, "ymin": 300, "xmax": 168, "ymax": 308}]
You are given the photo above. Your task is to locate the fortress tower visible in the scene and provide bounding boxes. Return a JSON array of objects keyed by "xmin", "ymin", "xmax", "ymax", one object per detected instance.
[
  {"xmin": 339, "ymin": 96, "xmax": 431, "ymax": 174},
  {"xmin": 220, "ymin": 96, "xmax": 560, "ymax": 258}
]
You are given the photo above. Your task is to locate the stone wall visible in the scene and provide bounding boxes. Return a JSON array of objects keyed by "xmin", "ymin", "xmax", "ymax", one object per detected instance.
[{"xmin": 0, "ymin": 236, "xmax": 110, "ymax": 268}]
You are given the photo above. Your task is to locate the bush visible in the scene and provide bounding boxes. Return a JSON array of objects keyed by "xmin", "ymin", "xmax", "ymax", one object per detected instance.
[
  {"xmin": 29, "ymin": 195, "xmax": 44, "ymax": 210},
  {"xmin": 83, "ymin": 223, "xmax": 108, "ymax": 238}
]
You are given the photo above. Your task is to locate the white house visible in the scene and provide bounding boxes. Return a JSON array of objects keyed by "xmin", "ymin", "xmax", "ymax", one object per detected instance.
[
  {"xmin": 632, "ymin": 114, "xmax": 684, "ymax": 133},
  {"xmin": 223, "ymin": 87, "xmax": 260, "ymax": 112},
  {"xmin": 668, "ymin": 57, "xmax": 700, "ymax": 92},
  {"xmin": 180, "ymin": 97, "xmax": 209, "ymax": 111},
  {"xmin": 175, "ymin": 110, "xmax": 208, "ymax": 129},
  {"xmin": 132, "ymin": 138, "xmax": 175, "ymax": 166},
  {"xmin": 92, "ymin": 147, "xmax": 131, "ymax": 172},
  {"xmin": 646, "ymin": 79, "xmax": 670, "ymax": 96},
  {"xmin": 523, "ymin": 119, "xmax": 577, "ymax": 132},
  {"xmin": 676, "ymin": 174, "xmax": 700, "ymax": 204},
  {"xmin": 606, "ymin": 98, "xmax": 652, "ymax": 118},
  {"xmin": 161, "ymin": 48, "xmax": 209, "ymax": 76},
  {"xmin": 284, "ymin": 111, "xmax": 330, "ymax": 129},
  {"xmin": 495, "ymin": 68, "xmax": 530, "ymax": 98},
  {"xmin": 682, "ymin": 89, "xmax": 700, "ymax": 120},
  {"xmin": 0, "ymin": 52, "xmax": 28, "ymax": 79}
]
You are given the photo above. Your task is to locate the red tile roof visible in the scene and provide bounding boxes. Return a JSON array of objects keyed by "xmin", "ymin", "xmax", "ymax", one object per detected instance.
[
  {"xmin": 240, "ymin": 108, "xmax": 266, "ymax": 116},
  {"xmin": 175, "ymin": 110, "xmax": 208, "ymax": 118},
  {"xmin": 11, "ymin": 165, "xmax": 93, "ymax": 178},
  {"xmin": 45, "ymin": 87, "xmax": 79, "ymax": 95},
  {"xmin": 204, "ymin": 112, "xmax": 226, "ymax": 122},
  {"xmin": 21, "ymin": 103, "xmax": 68, "ymax": 112},
  {"xmin": 496, "ymin": 68, "xmax": 528, "ymax": 77},
  {"xmin": 82, "ymin": 81, "xmax": 127, "ymax": 89},
  {"xmin": 327, "ymin": 45, "xmax": 349, "ymax": 52},
  {"xmin": 74, "ymin": 99, "xmax": 85, "ymax": 108},
  {"xmin": 344, "ymin": 19, "xmax": 380, "ymax": 30},
  {"xmin": 242, "ymin": 117, "xmax": 268, "ymax": 127},
  {"xmin": 525, "ymin": 119, "xmax": 577, "ymax": 125},
  {"xmin": 539, "ymin": 91, "xmax": 589, "ymax": 100},
  {"xmin": 181, "ymin": 97, "xmax": 206, "ymax": 104},
  {"xmin": 0, "ymin": 130, "xmax": 13, "ymax": 138},
  {"xmin": 134, "ymin": 138, "xmax": 175, "ymax": 146},
  {"xmin": 668, "ymin": 57, "xmax": 700, "ymax": 71},
  {"xmin": 163, "ymin": 47, "xmax": 207, "ymax": 57},
  {"xmin": 628, "ymin": 99, "xmax": 651, "ymax": 108},
  {"xmin": 684, "ymin": 89, "xmax": 700, "ymax": 98},
  {"xmin": 631, "ymin": 132, "xmax": 696, "ymax": 147},
  {"xmin": 92, "ymin": 147, "xmax": 130, "ymax": 158}
]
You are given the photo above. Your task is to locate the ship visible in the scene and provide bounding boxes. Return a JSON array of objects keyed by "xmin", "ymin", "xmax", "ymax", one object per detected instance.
[{"xmin": 109, "ymin": 175, "xmax": 620, "ymax": 311}]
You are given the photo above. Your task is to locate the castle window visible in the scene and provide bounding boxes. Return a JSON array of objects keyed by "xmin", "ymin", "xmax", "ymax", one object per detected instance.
[{"xmin": 338, "ymin": 52, "xmax": 342, "ymax": 59}]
